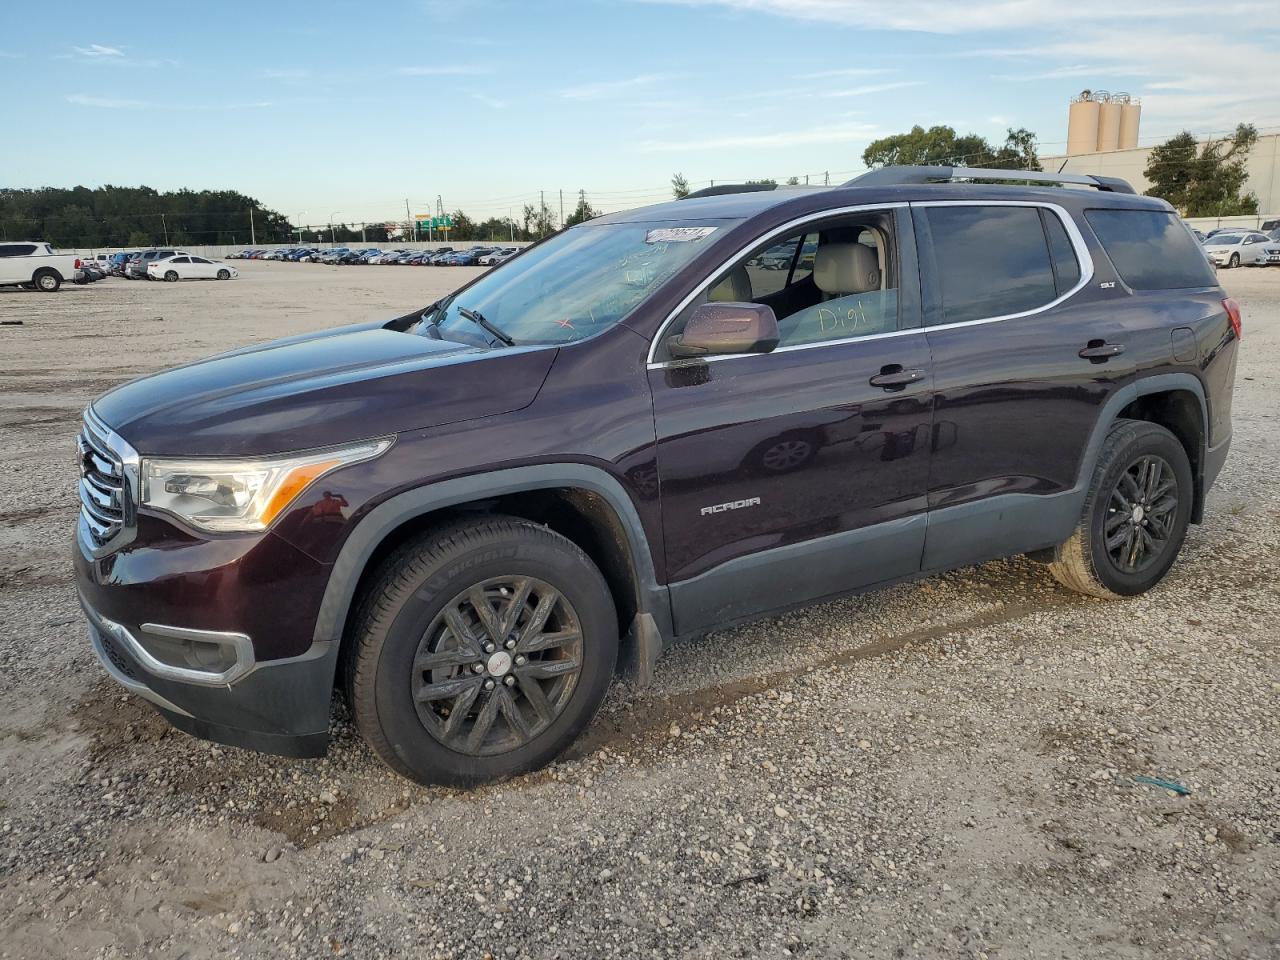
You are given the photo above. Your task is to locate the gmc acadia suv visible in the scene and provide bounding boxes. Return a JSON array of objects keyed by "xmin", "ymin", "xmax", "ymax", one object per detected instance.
[{"xmin": 73, "ymin": 166, "xmax": 1239, "ymax": 785}]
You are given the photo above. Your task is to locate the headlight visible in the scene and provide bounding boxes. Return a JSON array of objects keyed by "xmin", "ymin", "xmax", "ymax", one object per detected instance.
[{"xmin": 141, "ymin": 437, "xmax": 392, "ymax": 533}]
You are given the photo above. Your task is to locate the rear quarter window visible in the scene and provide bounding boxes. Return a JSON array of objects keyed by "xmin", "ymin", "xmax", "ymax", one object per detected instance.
[{"xmin": 1085, "ymin": 209, "xmax": 1216, "ymax": 290}]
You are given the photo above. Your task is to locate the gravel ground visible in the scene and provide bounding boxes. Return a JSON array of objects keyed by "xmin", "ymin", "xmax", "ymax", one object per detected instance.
[{"xmin": 1, "ymin": 261, "xmax": 1277, "ymax": 960}]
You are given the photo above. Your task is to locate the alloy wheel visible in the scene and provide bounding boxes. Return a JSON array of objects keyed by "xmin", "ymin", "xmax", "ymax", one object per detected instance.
[
  {"xmin": 411, "ymin": 577, "xmax": 583, "ymax": 757},
  {"xmin": 1104, "ymin": 454, "xmax": 1178, "ymax": 574}
]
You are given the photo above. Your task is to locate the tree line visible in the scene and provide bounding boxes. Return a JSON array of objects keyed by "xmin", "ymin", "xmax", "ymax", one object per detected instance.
[{"xmin": 3, "ymin": 122, "xmax": 1261, "ymax": 249}]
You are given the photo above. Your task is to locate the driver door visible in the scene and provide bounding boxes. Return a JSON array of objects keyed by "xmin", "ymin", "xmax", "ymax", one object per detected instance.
[{"xmin": 648, "ymin": 207, "xmax": 935, "ymax": 636}]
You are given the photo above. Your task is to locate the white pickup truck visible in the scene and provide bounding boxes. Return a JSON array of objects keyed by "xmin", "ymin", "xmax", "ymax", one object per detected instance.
[{"xmin": 0, "ymin": 242, "xmax": 85, "ymax": 292}]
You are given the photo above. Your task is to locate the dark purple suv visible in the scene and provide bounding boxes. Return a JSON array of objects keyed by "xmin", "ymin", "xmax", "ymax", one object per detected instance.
[{"xmin": 73, "ymin": 166, "xmax": 1239, "ymax": 785}]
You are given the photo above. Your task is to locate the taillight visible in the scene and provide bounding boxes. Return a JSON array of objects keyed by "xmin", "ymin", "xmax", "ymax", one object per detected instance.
[
  {"xmin": 1223, "ymin": 297, "xmax": 1242, "ymax": 341},
  {"xmin": 74, "ymin": 258, "xmax": 82, "ymax": 268}
]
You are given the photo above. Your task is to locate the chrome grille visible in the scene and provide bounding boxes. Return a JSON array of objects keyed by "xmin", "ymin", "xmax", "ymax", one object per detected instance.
[{"xmin": 77, "ymin": 408, "xmax": 136, "ymax": 554}]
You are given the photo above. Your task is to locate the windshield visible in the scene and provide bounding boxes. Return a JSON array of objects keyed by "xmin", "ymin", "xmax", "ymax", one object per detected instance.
[{"xmin": 418, "ymin": 219, "xmax": 732, "ymax": 346}]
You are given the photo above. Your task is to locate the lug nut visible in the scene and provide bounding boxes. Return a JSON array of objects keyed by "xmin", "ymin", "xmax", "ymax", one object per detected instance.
[
  {"xmin": 504, "ymin": 638, "xmax": 517, "ymax": 650},
  {"xmin": 504, "ymin": 676, "xmax": 516, "ymax": 687},
  {"xmin": 514, "ymin": 655, "xmax": 527, "ymax": 666},
  {"xmin": 483, "ymin": 679, "xmax": 495, "ymax": 691},
  {"xmin": 484, "ymin": 642, "xmax": 497, "ymax": 654},
  {"xmin": 472, "ymin": 663, "xmax": 485, "ymax": 674}
]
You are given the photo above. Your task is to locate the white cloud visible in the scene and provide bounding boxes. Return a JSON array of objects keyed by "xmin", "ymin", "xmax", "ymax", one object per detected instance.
[
  {"xmin": 73, "ymin": 43, "xmax": 125, "ymax": 57},
  {"xmin": 821, "ymin": 80, "xmax": 923, "ymax": 98},
  {"xmin": 635, "ymin": 0, "xmax": 1260, "ymax": 34},
  {"xmin": 795, "ymin": 66, "xmax": 891, "ymax": 79},
  {"xmin": 472, "ymin": 93, "xmax": 508, "ymax": 109},
  {"xmin": 641, "ymin": 121, "xmax": 882, "ymax": 151},
  {"xmin": 67, "ymin": 93, "xmax": 147, "ymax": 108},
  {"xmin": 398, "ymin": 64, "xmax": 490, "ymax": 76},
  {"xmin": 560, "ymin": 74, "xmax": 669, "ymax": 101}
]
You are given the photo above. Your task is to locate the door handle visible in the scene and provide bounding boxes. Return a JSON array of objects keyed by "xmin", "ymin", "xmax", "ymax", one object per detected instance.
[
  {"xmin": 1079, "ymin": 340, "xmax": 1126, "ymax": 361},
  {"xmin": 869, "ymin": 365, "xmax": 926, "ymax": 390}
]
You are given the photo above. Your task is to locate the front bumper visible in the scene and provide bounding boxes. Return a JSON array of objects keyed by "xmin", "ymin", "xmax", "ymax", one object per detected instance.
[{"xmin": 74, "ymin": 518, "xmax": 341, "ymax": 758}]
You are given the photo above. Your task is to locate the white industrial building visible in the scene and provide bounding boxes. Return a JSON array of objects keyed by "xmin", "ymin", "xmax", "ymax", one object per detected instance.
[{"xmin": 1042, "ymin": 91, "xmax": 1279, "ymax": 230}]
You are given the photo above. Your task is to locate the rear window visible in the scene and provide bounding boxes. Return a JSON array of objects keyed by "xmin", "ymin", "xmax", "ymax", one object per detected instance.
[{"xmin": 1085, "ymin": 210, "xmax": 1216, "ymax": 290}]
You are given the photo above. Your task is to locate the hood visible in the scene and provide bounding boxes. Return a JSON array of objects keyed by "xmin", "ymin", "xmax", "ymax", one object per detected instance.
[{"xmin": 93, "ymin": 322, "xmax": 557, "ymax": 456}]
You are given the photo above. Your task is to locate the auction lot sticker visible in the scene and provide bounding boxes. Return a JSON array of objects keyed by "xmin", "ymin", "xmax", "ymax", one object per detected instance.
[{"xmin": 645, "ymin": 226, "xmax": 717, "ymax": 244}]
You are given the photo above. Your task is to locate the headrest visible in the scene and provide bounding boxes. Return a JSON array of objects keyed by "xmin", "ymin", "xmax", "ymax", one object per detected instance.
[
  {"xmin": 813, "ymin": 242, "xmax": 880, "ymax": 295},
  {"xmin": 708, "ymin": 266, "xmax": 752, "ymax": 302}
]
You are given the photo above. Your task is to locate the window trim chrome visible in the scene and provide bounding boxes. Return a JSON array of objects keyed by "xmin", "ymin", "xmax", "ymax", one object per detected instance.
[{"xmin": 645, "ymin": 199, "xmax": 1093, "ymax": 368}]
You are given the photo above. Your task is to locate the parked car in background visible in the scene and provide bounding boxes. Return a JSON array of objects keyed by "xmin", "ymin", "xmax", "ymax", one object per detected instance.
[
  {"xmin": 1202, "ymin": 231, "xmax": 1271, "ymax": 268},
  {"xmin": 109, "ymin": 252, "xmax": 132, "ymax": 276},
  {"xmin": 478, "ymin": 248, "xmax": 515, "ymax": 265},
  {"xmin": 319, "ymin": 248, "xmax": 351, "ymax": 264},
  {"xmin": 147, "ymin": 254, "xmax": 238, "ymax": 282},
  {"xmin": 126, "ymin": 249, "xmax": 188, "ymax": 279},
  {"xmin": 426, "ymin": 248, "xmax": 455, "ymax": 264},
  {"xmin": 0, "ymin": 242, "xmax": 87, "ymax": 292},
  {"xmin": 1260, "ymin": 241, "xmax": 1280, "ymax": 267}
]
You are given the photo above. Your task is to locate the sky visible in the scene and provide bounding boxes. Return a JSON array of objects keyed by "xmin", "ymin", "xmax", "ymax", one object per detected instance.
[{"xmin": 2, "ymin": 0, "xmax": 1278, "ymax": 227}]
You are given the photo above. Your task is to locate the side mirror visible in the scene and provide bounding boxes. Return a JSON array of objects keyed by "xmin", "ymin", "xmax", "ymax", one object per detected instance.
[{"xmin": 667, "ymin": 302, "xmax": 779, "ymax": 360}]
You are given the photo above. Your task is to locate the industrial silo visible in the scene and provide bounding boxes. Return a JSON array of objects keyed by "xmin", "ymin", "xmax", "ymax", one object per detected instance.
[
  {"xmin": 1118, "ymin": 97, "xmax": 1141, "ymax": 149},
  {"xmin": 1098, "ymin": 96, "xmax": 1123, "ymax": 152},
  {"xmin": 1068, "ymin": 92, "xmax": 1102, "ymax": 155}
]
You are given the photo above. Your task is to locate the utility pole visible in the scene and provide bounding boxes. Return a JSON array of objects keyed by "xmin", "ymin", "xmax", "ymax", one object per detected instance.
[
  {"xmin": 406, "ymin": 199, "xmax": 415, "ymax": 243},
  {"xmin": 361, "ymin": 222, "xmax": 366, "ymax": 243},
  {"xmin": 250, "ymin": 206, "xmax": 256, "ymax": 245},
  {"xmin": 160, "ymin": 213, "xmax": 168, "ymax": 245},
  {"xmin": 824, "ymin": 171, "xmax": 829, "ymax": 186},
  {"xmin": 539, "ymin": 191, "xmax": 545, "ymax": 237},
  {"xmin": 559, "ymin": 189, "xmax": 564, "ymax": 229}
]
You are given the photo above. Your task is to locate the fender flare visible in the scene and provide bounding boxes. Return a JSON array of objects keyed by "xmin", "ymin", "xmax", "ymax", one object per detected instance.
[
  {"xmin": 310, "ymin": 463, "xmax": 670, "ymax": 650},
  {"xmin": 1073, "ymin": 371, "xmax": 1209, "ymax": 498}
]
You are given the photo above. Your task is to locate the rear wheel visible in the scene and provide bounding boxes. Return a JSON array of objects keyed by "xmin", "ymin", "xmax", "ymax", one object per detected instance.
[
  {"xmin": 164, "ymin": 270, "xmax": 179, "ymax": 282},
  {"xmin": 346, "ymin": 518, "xmax": 618, "ymax": 786},
  {"xmin": 33, "ymin": 270, "xmax": 60, "ymax": 292},
  {"xmin": 1048, "ymin": 419, "xmax": 1193, "ymax": 599}
]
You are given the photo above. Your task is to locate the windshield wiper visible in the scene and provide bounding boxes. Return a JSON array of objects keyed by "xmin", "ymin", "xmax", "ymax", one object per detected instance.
[{"xmin": 457, "ymin": 306, "xmax": 515, "ymax": 347}]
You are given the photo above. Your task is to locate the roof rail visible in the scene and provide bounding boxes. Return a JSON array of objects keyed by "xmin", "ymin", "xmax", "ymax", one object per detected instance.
[
  {"xmin": 843, "ymin": 165, "xmax": 1136, "ymax": 194},
  {"xmin": 681, "ymin": 182, "xmax": 778, "ymax": 200}
]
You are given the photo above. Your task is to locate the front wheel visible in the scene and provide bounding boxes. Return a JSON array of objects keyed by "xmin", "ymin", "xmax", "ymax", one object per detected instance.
[
  {"xmin": 216, "ymin": 269, "xmax": 230, "ymax": 280},
  {"xmin": 1048, "ymin": 419, "xmax": 1193, "ymax": 599},
  {"xmin": 345, "ymin": 518, "xmax": 618, "ymax": 786},
  {"xmin": 1228, "ymin": 253, "xmax": 1240, "ymax": 269}
]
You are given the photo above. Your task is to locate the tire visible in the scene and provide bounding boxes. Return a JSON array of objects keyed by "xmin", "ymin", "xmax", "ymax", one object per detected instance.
[
  {"xmin": 216, "ymin": 269, "xmax": 230, "ymax": 280},
  {"xmin": 164, "ymin": 271, "xmax": 179, "ymax": 282},
  {"xmin": 1048, "ymin": 419, "xmax": 1193, "ymax": 599},
  {"xmin": 33, "ymin": 270, "xmax": 60, "ymax": 292},
  {"xmin": 346, "ymin": 517, "xmax": 618, "ymax": 786},
  {"xmin": 1228, "ymin": 253, "xmax": 1240, "ymax": 269}
]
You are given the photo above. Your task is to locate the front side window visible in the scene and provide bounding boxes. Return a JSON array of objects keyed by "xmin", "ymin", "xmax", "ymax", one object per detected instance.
[
  {"xmin": 0, "ymin": 244, "xmax": 37, "ymax": 257},
  {"xmin": 923, "ymin": 205, "xmax": 1061, "ymax": 325},
  {"xmin": 417, "ymin": 219, "xmax": 734, "ymax": 346},
  {"xmin": 656, "ymin": 210, "xmax": 899, "ymax": 360}
]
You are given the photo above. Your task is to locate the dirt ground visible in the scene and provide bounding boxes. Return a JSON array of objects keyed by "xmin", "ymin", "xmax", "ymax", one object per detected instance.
[{"xmin": 1, "ymin": 260, "xmax": 1277, "ymax": 960}]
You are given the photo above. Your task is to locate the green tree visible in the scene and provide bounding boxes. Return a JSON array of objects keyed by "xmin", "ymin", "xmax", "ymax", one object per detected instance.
[
  {"xmin": 1144, "ymin": 124, "xmax": 1258, "ymax": 217},
  {"xmin": 564, "ymin": 190, "xmax": 598, "ymax": 227},
  {"xmin": 671, "ymin": 172, "xmax": 690, "ymax": 199},
  {"xmin": 862, "ymin": 125, "xmax": 1041, "ymax": 171}
]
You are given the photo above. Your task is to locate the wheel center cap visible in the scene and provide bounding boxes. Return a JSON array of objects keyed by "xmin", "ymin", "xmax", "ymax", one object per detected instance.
[
  {"xmin": 486, "ymin": 651, "xmax": 513, "ymax": 677},
  {"xmin": 1132, "ymin": 505, "xmax": 1146, "ymax": 523}
]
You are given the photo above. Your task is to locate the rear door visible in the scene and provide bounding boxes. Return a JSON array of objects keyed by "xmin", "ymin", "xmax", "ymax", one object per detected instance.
[
  {"xmin": 648, "ymin": 205, "xmax": 934, "ymax": 636},
  {"xmin": 913, "ymin": 200, "xmax": 1135, "ymax": 570},
  {"xmin": 188, "ymin": 256, "xmax": 216, "ymax": 278}
]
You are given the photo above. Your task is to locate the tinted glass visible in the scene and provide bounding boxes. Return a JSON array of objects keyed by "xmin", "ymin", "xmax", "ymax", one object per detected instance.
[
  {"xmin": 924, "ymin": 206, "xmax": 1057, "ymax": 324},
  {"xmin": 1085, "ymin": 210, "xmax": 1217, "ymax": 290},
  {"xmin": 1042, "ymin": 211, "xmax": 1081, "ymax": 295},
  {"xmin": 421, "ymin": 220, "xmax": 733, "ymax": 345},
  {"xmin": 0, "ymin": 244, "xmax": 37, "ymax": 257}
]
